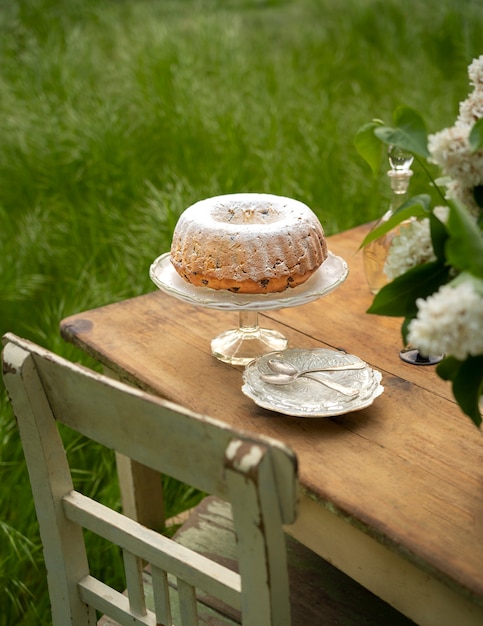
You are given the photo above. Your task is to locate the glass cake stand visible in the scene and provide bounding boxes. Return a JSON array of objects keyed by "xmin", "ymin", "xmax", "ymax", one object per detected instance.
[{"xmin": 150, "ymin": 252, "xmax": 349, "ymax": 366}]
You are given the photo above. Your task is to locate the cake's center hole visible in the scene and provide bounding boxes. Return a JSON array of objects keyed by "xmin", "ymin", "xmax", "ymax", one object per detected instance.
[{"xmin": 212, "ymin": 202, "xmax": 281, "ymax": 225}]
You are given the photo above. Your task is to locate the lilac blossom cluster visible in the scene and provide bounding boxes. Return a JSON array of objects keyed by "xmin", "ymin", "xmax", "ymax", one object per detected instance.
[
  {"xmin": 428, "ymin": 55, "xmax": 483, "ymax": 215},
  {"xmin": 408, "ymin": 280, "xmax": 483, "ymax": 360}
]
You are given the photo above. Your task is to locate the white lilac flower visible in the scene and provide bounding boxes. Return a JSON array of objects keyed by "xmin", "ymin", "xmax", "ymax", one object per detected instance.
[
  {"xmin": 428, "ymin": 125, "xmax": 483, "ymax": 189},
  {"xmin": 384, "ymin": 218, "xmax": 436, "ymax": 280},
  {"xmin": 429, "ymin": 57, "xmax": 483, "ymax": 213},
  {"xmin": 468, "ymin": 55, "xmax": 483, "ymax": 89},
  {"xmin": 407, "ymin": 281, "xmax": 483, "ymax": 360},
  {"xmin": 445, "ymin": 179, "xmax": 480, "ymax": 215},
  {"xmin": 428, "ymin": 123, "xmax": 483, "ymax": 217},
  {"xmin": 458, "ymin": 90, "xmax": 483, "ymax": 126}
]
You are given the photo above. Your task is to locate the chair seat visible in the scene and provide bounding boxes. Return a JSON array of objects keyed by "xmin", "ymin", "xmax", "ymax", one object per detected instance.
[
  {"xmin": 130, "ymin": 496, "xmax": 414, "ymax": 626},
  {"xmin": 170, "ymin": 496, "xmax": 414, "ymax": 626}
]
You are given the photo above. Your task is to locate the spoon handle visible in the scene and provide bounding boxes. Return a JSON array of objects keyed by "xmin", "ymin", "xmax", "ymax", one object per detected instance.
[
  {"xmin": 302, "ymin": 374, "xmax": 359, "ymax": 397},
  {"xmin": 301, "ymin": 363, "xmax": 365, "ymax": 373}
]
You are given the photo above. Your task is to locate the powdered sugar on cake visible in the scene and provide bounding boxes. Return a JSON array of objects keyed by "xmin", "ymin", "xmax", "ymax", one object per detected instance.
[{"xmin": 170, "ymin": 193, "xmax": 328, "ymax": 294}]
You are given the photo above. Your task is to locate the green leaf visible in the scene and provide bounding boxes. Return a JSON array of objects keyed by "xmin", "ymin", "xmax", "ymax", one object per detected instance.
[
  {"xmin": 474, "ymin": 185, "xmax": 483, "ymax": 210},
  {"xmin": 361, "ymin": 194, "xmax": 432, "ymax": 248},
  {"xmin": 374, "ymin": 106, "xmax": 430, "ymax": 158},
  {"xmin": 446, "ymin": 200, "xmax": 483, "ymax": 278},
  {"xmin": 428, "ymin": 210, "xmax": 449, "ymax": 261},
  {"xmin": 437, "ymin": 355, "xmax": 463, "ymax": 381},
  {"xmin": 354, "ymin": 120, "xmax": 385, "ymax": 176},
  {"xmin": 367, "ymin": 260, "xmax": 450, "ymax": 317},
  {"xmin": 401, "ymin": 314, "xmax": 416, "ymax": 345},
  {"xmin": 438, "ymin": 356, "xmax": 483, "ymax": 427},
  {"xmin": 469, "ymin": 117, "xmax": 483, "ymax": 153}
]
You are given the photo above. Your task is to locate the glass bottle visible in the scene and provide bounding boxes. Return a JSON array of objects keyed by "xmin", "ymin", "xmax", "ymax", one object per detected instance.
[{"xmin": 363, "ymin": 145, "xmax": 414, "ymax": 294}]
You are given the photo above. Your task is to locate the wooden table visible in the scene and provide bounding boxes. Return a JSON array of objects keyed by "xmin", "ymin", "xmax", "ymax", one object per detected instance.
[{"xmin": 60, "ymin": 224, "xmax": 483, "ymax": 626}]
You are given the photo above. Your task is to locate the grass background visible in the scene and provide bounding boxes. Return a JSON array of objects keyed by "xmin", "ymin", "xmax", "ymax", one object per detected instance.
[{"xmin": 0, "ymin": 0, "xmax": 481, "ymax": 623}]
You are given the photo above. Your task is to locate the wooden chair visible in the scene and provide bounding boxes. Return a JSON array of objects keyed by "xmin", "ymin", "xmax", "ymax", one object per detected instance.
[{"xmin": 2, "ymin": 333, "xmax": 415, "ymax": 626}]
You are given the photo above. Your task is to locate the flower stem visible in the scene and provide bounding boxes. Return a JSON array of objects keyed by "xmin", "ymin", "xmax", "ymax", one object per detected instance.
[{"xmin": 414, "ymin": 154, "xmax": 447, "ymax": 204}]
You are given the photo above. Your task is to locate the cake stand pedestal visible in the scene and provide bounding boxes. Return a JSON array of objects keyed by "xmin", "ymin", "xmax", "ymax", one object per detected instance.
[
  {"xmin": 150, "ymin": 252, "xmax": 349, "ymax": 366},
  {"xmin": 211, "ymin": 310, "xmax": 288, "ymax": 365}
]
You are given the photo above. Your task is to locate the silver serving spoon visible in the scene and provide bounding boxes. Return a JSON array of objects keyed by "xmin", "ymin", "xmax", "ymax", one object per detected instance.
[
  {"xmin": 260, "ymin": 371, "xmax": 360, "ymax": 396},
  {"xmin": 260, "ymin": 358, "xmax": 361, "ymax": 397},
  {"xmin": 267, "ymin": 358, "xmax": 365, "ymax": 375}
]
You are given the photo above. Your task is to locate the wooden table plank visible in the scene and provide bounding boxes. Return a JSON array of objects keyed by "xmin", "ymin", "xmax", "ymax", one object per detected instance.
[{"xmin": 60, "ymin": 224, "xmax": 483, "ymax": 622}]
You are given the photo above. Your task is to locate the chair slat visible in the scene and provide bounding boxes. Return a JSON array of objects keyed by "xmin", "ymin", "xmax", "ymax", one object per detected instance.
[
  {"xmin": 78, "ymin": 576, "xmax": 155, "ymax": 626},
  {"xmin": 150, "ymin": 566, "xmax": 172, "ymax": 625},
  {"xmin": 63, "ymin": 490, "xmax": 242, "ymax": 609},
  {"xmin": 178, "ymin": 578, "xmax": 198, "ymax": 626},
  {"xmin": 122, "ymin": 550, "xmax": 146, "ymax": 616}
]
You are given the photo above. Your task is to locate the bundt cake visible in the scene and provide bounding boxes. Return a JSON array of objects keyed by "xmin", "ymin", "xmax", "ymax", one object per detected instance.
[{"xmin": 170, "ymin": 193, "xmax": 328, "ymax": 294}]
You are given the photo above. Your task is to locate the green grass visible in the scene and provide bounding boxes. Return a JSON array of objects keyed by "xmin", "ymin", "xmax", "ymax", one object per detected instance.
[{"xmin": 0, "ymin": 0, "xmax": 481, "ymax": 622}]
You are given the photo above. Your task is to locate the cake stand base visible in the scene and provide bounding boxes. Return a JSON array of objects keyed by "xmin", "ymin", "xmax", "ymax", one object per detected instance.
[{"xmin": 211, "ymin": 310, "xmax": 288, "ymax": 366}]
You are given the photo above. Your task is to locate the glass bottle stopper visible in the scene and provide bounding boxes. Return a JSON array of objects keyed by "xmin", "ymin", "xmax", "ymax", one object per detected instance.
[{"xmin": 387, "ymin": 145, "xmax": 414, "ymax": 196}]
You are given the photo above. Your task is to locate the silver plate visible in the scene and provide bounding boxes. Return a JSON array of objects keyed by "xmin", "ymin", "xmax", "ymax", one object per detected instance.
[
  {"xmin": 149, "ymin": 252, "xmax": 348, "ymax": 311},
  {"xmin": 242, "ymin": 348, "xmax": 384, "ymax": 417}
]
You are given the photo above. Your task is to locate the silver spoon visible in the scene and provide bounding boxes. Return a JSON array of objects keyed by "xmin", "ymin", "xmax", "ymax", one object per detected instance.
[
  {"xmin": 260, "ymin": 371, "xmax": 359, "ymax": 396},
  {"xmin": 267, "ymin": 358, "xmax": 365, "ymax": 375}
]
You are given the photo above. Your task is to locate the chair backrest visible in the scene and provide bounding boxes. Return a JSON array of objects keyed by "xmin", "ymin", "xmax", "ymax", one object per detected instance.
[{"xmin": 2, "ymin": 333, "xmax": 298, "ymax": 626}]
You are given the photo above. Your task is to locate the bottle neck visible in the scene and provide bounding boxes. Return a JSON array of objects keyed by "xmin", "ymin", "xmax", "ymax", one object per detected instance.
[{"xmin": 387, "ymin": 169, "xmax": 413, "ymax": 210}]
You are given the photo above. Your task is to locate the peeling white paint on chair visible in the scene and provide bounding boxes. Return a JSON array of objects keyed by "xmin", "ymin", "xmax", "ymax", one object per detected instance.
[{"xmin": 225, "ymin": 440, "xmax": 264, "ymax": 473}]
